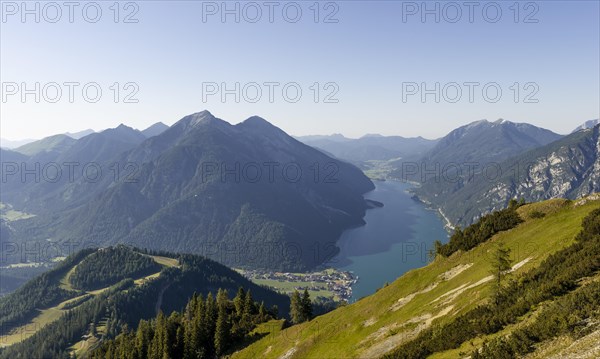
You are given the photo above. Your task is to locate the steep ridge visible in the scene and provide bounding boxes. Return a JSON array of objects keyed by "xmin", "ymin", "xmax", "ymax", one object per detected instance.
[{"xmin": 413, "ymin": 125, "xmax": 600, "ymax": 225}]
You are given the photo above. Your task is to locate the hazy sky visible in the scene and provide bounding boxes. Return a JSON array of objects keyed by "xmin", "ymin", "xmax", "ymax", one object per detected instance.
[{"xmin": 1, "ymin": 1, "xmax": 599, "ymax": 140}]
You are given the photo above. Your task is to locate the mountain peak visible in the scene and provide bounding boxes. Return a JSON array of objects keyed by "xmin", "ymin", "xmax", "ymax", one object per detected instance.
[
  {"xmin": 190, "ymin": 110, "xmax": 214, "ymax": 120},
  {"xmin": 236, "ymin": 116, "xmax": 292, "ymax": 143},
  {"xmin": 168, "ymin": 111, "xmax": 230, "ymax": 134},
  {"xmin": 464, "ymin": 119, "xmax": 489, "ymax": 129},
  {"xmin": 572, "ymin": 119, "xmax": 600, "ymax": 133},
  {"xmin": 115, "ymin": 124, "xmax": 132, "ymax": 130},
  {"xmin": 494, "ymin": 118, "xmax": 512, "ymax": 125},
  {"xmin": 98, "ymin": 124, "xmax": 146, "ymax": 145},
  {"xmin": 240, "ymin": 115, "xmax": 274, "ymax": 127},
  {"xmin": 175, "ymin": 110, "xmax": 226, "ymax": 130},
  {"xmin": 361, "ymin": 133, "xmax": 384, "ymax": 138},
  {"xmin": 142, "ymin": 122, "xmax": 169, "ymax": 138}
]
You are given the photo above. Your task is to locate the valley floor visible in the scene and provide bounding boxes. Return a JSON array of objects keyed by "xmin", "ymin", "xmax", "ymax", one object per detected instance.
[{"xmin": 237, "ymin": 268, "xmax": 356, "ymax": 302}]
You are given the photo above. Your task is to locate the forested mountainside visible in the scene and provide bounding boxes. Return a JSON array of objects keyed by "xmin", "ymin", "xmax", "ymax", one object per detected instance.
[
  {"xmin": 0, "ymin": 246, "xmax": 289, "ymax": 359},
  {"xmin": 1, "ymin": 111, "xmax": 373, "ymax": 271}
]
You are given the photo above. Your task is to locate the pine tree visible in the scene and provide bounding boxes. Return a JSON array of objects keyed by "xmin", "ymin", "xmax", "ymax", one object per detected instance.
[
  {"xmin": 430, "ymin": 240, "xmax": 443, "ymax": 261},
  {"xmin": 175, "ymin": 325, "xmax": 185, "ymax": 359},
  {"xmin": 490, "ymin": 242, "xmax": 512, "ymax": 305},
  {"xmin": 258, "ymin": 301, "xmax": 267, "ymax": 322},
  {"xmin": 149, "ymin": 311, "xmax": 166, "ymax": 359},
  {"xmin": 185, "ymin": 293, "xmax": 198, "ymax": 321},
  {"xmin": 216, "ymin": 288, "xmax": 229, "ymax": 308},
  {"xmin": 290, "ymin": 290, "xmax": 303, "ymax": 324},
  {"xmin": 233, "ymin": 287, "xmax": 246, "ymax": 319},
  {"xmin": 243, "ymin": 289, "xmax": 256, "ymax": 317},
  {"xmin": 214, "ymin": 293, "xmax": 231, "ymax": 356},
  {"xmin": 204, "ymin": 293, "xmax": 217, "ymax": 355},
  {"xmin": 194, "ymin": 294, "xmax": 205, "ymax": 351},
  {"xmin": 301, "ymin": 289, "xmax": 313, "ymax": 322},
  {"xmin": 271, "ymin": 305, "xmax": 279, "ymax": 319},
  {"xmin": 135, "ymin": 319, "xmax": 152, "ymax": 359},
  {"xmin": 236, "ymin": 289, "xmax": 252, "ymax": 331}
]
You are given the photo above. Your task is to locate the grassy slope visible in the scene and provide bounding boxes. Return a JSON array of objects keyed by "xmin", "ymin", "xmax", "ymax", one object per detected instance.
[
  {"xmin": 231, "ymin": 197, "xmax": 600, "ymax": 359},
  {"xmin": 1, "ymin": 253, "xmax": 177, "ymax": 347}
]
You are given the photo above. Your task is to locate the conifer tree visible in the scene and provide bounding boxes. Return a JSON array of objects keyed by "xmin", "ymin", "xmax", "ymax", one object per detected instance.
[
  {"xmin": 135, "ymin": 319, "xmax": 152, "ymax": 359},
  {"xmin": 290, "ymin": 290, "xmax": 303, "ymax": 324},
  {"xmin": 214, "ymin": 292, "xmax": 230, "ymax": 356},
  {"xmin": 490, "ymin": 242, "xmax": 512, "ymax": 305},
  {"xmin": 258, "ymin": 301, "xmax": 267, "ymax": 322},
  {"xmin": 233, "ymin": 287, "xmax": 246, "ymax": 319},
  {"xmin": 149, "ymin": 311, "xmax": 166, "ymax": 359},
  {"xmin": 204, "ymin": 293, "xmax": 217, "ymax": 355},
  {"xmin": 301, "ymin": 289, "xmax": 313, "ymax": 322}
]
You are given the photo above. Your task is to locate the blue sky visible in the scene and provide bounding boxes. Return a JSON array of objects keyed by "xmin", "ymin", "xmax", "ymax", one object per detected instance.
[{"xmin": 1, "ymin": 0, "xmax": 599, "ymax": 140}]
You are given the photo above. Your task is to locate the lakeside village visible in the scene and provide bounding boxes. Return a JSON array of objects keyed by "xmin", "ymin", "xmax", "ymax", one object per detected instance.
[{"xmin": 237, "ymin": 268, "xmax": 357, "ymax": 302}]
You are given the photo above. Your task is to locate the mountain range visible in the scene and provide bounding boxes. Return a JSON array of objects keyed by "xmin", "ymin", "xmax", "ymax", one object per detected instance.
[
  {"xmin": 1, "ymin": 111, "xmax": 373, "ymax": 271},
  {"xmin": 2, "ymin": 114, "xmax": 600, "ymax": 358},
  {"xmin": 0, "ymin": 122, "xmax": 168, "ymax": 149},
  {"xmin": 297, "ymin": 120, "xmax": 599, "ymax": 227},
  {"xmin": 3, "ymin": 116, "xmax": 598, "ymax": 260},
  {"xmin": 384, "ymin": 120, "xmax": 600, "ymax": 226}
]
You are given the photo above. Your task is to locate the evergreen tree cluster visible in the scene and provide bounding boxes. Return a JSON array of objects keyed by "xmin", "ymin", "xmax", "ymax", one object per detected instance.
[
  {"xmin": 69, "ymin": 246, "xmax": 160, "ymax": 290},
  {"xmin": 385, "ymin": 208, "xmax": 600, "ymax": 359},
  {"xmin": 89, "ymin": 287, "xmax": 275, "ymax": 359},
  {"xmin": 435, "ymin": 201, "xmax": 523, "ymax": 257},
  {"xmin": 0, "ymin": 247, "xmax": 289, "ymax": 358},
  {"xmin": 289, "ymin": 289, "xmax": 313, "ymax": 324}
]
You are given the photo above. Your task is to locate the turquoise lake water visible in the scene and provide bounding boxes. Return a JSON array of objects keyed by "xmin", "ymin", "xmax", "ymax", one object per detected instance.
[{"xmin": 329, "ymin": 180, "xmax": 449, "ymax": 302}]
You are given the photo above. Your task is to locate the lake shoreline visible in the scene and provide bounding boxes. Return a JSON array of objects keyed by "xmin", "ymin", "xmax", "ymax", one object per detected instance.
[{"xmin": 327, "ymin": 180, "xmax": 449, "ymax": 301}]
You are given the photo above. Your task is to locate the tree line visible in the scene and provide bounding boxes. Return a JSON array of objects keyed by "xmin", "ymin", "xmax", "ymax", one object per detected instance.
[
  {"xmin": 434, "ymin": 199, "xmax": 523, "ymax": 257},
  {"xmin": 89, "ymin": 287, "xmax": 276, "ymax": 359}
]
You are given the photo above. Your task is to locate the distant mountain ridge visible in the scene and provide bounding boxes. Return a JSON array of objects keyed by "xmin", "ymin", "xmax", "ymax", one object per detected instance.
[
  {"xmin": 0, "ymin": 138, "xmax": 36, "ymax": 149},
  {"xmin": 14, "ymin": 134, "xmax": 76, "ymax": 157},
  {"xmin": 411, "ymin": 124, "xmax": 600, "ymax": 225},
  {"xmin": 413, "ymin": 119, "xmax": 562, "ymax": 166},
  {"xmin": 141, "ymin": 122, "xmax": 169, "ymax": 138},
  {"xmin": 296, "ymin": 133, "xmax": 438, "ymax": 163},
  {"xmin": 65, "ymin": 129, "xmax": 95, "ymax": 139}
]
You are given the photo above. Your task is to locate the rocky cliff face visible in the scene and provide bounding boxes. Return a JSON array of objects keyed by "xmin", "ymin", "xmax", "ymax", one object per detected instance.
[{"xmin": 414, "ymin": 125, "xmax": 600, "ymax": 225}]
